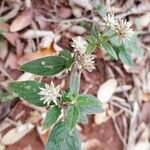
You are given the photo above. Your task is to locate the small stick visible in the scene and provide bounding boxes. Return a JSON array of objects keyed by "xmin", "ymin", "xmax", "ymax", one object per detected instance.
[
  {"xmin": 0, "ymin": 67, "xmax": 14, "ymax": 81},
  {"xmin": 110, "ymin": 101, "xmax": 132, "ymax": 115},
  {"xmin": 110, "ymin": 104, "xmax": 127, "ymax": 148}
]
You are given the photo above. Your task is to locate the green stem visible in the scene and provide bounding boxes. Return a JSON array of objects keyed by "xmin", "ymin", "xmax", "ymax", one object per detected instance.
[
  {"xmin": 102, "ymin": 33, "xmax": 116, "ymax": 43},
  {"xmin": 102, "ymin": 27, "xmax": 109, "ymax": 36},
  {"xmin": 109, "ymin": 33, "xmax": 116, "ymax": 39}
]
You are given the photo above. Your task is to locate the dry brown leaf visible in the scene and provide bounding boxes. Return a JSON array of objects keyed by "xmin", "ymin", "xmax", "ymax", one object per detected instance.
[
  {"xmin": 17, "ymin": 72, "xmax": 35, "ymax": 81},
  {"xmin": 37, "ymin": 124, "xmax": 50, "ymax": 145},
  {"xmin": 2, "ymin": 1, "xmax": 22, "ymax": 21},
  {"xmin": 0, "ymin": 39, "xmax": 8, "ymax": 60},
  {"xmin": 94, "ymin": 103, "xmax": 112, "ymax": 125},
  {"xmin": 115, "ymin": 85, "xmax": 132, "ymax": 93},
  {"xmin": 68, "ymin": 25, "xmax": 87, "ymax": 34},
  {"xmin": 18, "ymin": 44, "xmax": 56, "ymax": 65},
  {"xmin": 53, "ymin": 34, "xmax": 63, "ymax": 52},
  {"xmin": 1, "ymin": 123, "xmax": 34, "ymax": 145},
  {"xmin": 135, "ymin": 142, "xmax": 150, "ymax": 150},
  {"xmin": 16, "ymin": 39, "xmax": 24, "ymax": 56},
  {"xmin": 72, "ymin": 7, "xmax": 82, "ymax": 18},
  {"xmin": 58, "ymin": 7, "xmax": 72, "ymax": 19},
  {"xmin": 27, "ymin": 111, "xmax": 41, "ymax": 124},
  {"xmin": 39, "ymin": 36, "xmax": 55, "ymax": 48},
  {"xmin": 5, "ymin": 0, "xmax": 22, "ymax": 5},
  {"xmin": 10, "ymin": 8, "xmax": 34, "ymax": 32},
  {"xmin": 21, "ymin": 30, "xmax": 54, "ymax": 39},
  {"xmin": 71, "ymin": 0, "xmax": 92, "ymax": 10},
  {"xmin": 3, "ymin": 32, "xmax": 19, "ymax": 46},
  {"xmin": 94, "ymin": 112, "xmax": 108, "ymax": 125},
  {"xmin": 5, "ymin": 52, "xmax": 18, "ymax": 69},
  {"xmin": 97, "ymin": 79, "xmax": 118, "ymax": 103},
  {"xmin": 143, "ymin": 93, "xmax": 150, "ymax": 102}
]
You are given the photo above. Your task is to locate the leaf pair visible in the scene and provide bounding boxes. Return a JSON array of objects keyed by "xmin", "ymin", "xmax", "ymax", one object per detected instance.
[
  {"xmin": 88, "ymin": 24, "xmax": 118, "ymax": 60},
  {"xmin": 45, "ymin": 94, "xmax": 103, "ymax": 150},
  {"xmin": 66, "ymin": 94, "xmax": 103, "ymax": 132}
]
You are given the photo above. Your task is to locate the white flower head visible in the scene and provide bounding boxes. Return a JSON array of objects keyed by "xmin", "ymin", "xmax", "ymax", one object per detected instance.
[
  {"xmin": 75, "ymin": 53, "xmax": 95, "ymax": 72},
  {"xmin": 103, "ymin": 14, "xmax": 117, "ymax": 30},
  {"xmin": 114, "ymin": 19, "xmax": 134, "ymax": 42},
  {"xmin": 38, "ymin": 81, "xmax": 61, "ymax": 106},
  {"xmin": 71, "ymin": 36, "xmax": 88, "ymax": 54}
]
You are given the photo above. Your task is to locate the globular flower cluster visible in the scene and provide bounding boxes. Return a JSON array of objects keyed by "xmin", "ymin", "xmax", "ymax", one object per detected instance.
[
  {"xmin": 72, "ymin": 36, "xmax": 95, "ymax": 72},
  {"xmin": 103, "ymin": 14, "xmax": 134, "ymax": 43},
  {"xmin": 71, "ymin": 36, "xmax": 87, "ymax": 54},
  {"xmin": 103, "ymin": 14, "xmax": 117, "ymax": 30},
  {"xmin": 38, "ymin": 81, "xmax": 61, "ymax": 106}
]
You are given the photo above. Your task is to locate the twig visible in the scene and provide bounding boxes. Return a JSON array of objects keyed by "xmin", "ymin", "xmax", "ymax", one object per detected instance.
[
  {"xmin": 102, "ymin": 110, "xmax": 123, "ymax": 124},
  {"xmin": 36, "ymin": 16, "xmax": 103, "ymax": 25},
  {"xmin": 0, "ymin": 67, "xmax": 14, "ymax": 81},
  {"xmin": 36, "ymin": 16, "xmax": 93, "ymax": 23},
  {"xmin": 110, "ymin": 101, "xmax": 132, "ymax": 115},
  {"xmin": 83, "ymin": 85, "xmax": 93, "ymax": 94},
  {"xmin": 5, "ymin": 117, "xmax": 17, "ymax": 126},
  {"xmin": 110, "ymin": 104, "xmax": 127, "ymax": 148},
  {"xmin": 122, "ymin": 115, "xmax": 128, "ymax": 150},
  {"xmin": 127, "ymin": 102, "xmax": 139, "ymax": 150},
  {"xmin": 112, "ymin": 96, "xmax": 131, "ymax": 109},
  {"xmin": 137, "ymin": 31, "xmax": 150, "ymax": 36}
]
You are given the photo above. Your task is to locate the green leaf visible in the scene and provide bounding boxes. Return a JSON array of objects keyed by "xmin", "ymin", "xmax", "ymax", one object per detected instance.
[
  {"xmin": 46, "ymin": 122, "xmax": 81, "ymax": 150},
  {"xmin": 87, "ymin": 35, "xmax": 97, "ymax": 53},
  {"xmin": 118, "ymin": 46, "xmax": 134, "ymax": 66},
  {"xmin": 0, "ymin": 29, "xmax": 6, "ymax": 35},
  {"xmin": 91, "ymin": 24, "xmax": 99, "ymax": 38},
  {"xmin": 66, "ymin": 58, "xmax": 74, "ymax": 69},
  {"xmin": 69, "ymin": 71, "xmax": 80, "ymax": 94},
  {"xmin": 87, "ymin": 43, "xmax": 97, "ymax": 54},
  {"xmin": 59, "ymin": 49, "xmax": 74, "ymax": 68},
  {"xmin": 77, "ymin": 94, "xmax": 103, "ymax": 114},
  {"xmin": 78, "ymin": 110, "xmax": 88, "ymax": 124},
  {"xmin": 124, "ymin": 36, "xmax": 143, "ymax": 57},
  {"xmin": 96, "ymin": 3, "xmax": 107, "ymax": 17},
  {"xmin": 19, "ymin": 56, "xmax": 67, "ymax": 76},
  {"xmin": 9, "ymin": 81, "xmax": 45, "ymax": 106},
  {"xmin": 66, "ymin": 106, "xmax": 80, "ymax": 132},
  {"xmin": 79, "ymin": 21, "xmax": 89, "ymax": 28},
  {"xmin": 59, "ymin": 49, "xmax": 72, "ymax": 59},
  {"xmin": 61, "ymin": 91, "xmax": 74, "ymax": 102},
  {"xmin": 102, "ymin": 42, "xmax": 118, "ymax": 59},
  {"xmin": 0, "ymin": 17, "xmax": 6, "ymax": 23},
  {"xmin": 43, "ymin": 106, "xmax": 61, "ymax": 129}
]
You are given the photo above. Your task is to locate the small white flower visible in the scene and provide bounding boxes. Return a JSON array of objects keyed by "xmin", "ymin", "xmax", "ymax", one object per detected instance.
[
  {"xmin": 71, "ymin": 36, "xmax": 88, "ymax": 54},
  {"xmin": 75, "ymin": 53, "xmax": 95, "ymax": 72},
  {"xmin": 71, "ymin": 36, "xmax": 95, "ymax": 72},
  {"xmin": 38, "ymin": 81, "xmax": 61, "ymax": 106},
  {"xmin": 103, "ymin": 14, "xmax": 117, "ymax": 30},
  {"xmin": 114, "ymin": 19, "xmax": 134, "ymax": 42}
]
